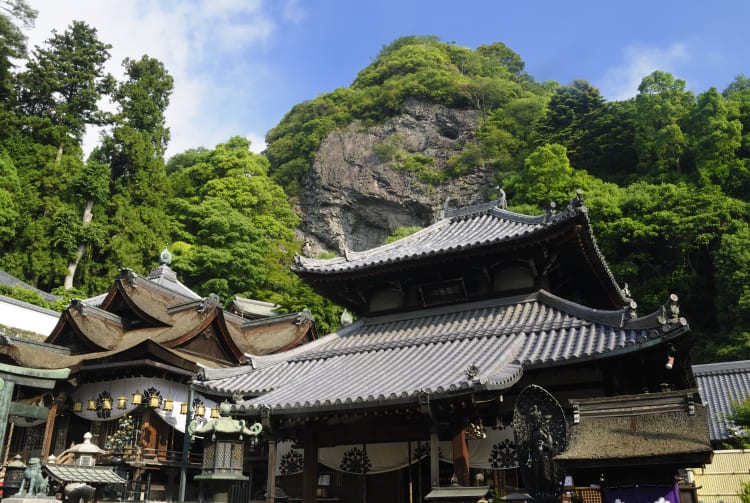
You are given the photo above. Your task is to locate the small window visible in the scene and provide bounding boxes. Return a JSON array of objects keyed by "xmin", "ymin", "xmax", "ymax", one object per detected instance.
[{"xmin": 77, "ymin": 455, "xmax": 94, "ymax": 466}]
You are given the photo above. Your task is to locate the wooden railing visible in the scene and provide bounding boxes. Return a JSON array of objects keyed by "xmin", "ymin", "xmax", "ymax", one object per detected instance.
[{"xmin": 97, "ymin": 447, "xmax": 202, "ymax": 467}]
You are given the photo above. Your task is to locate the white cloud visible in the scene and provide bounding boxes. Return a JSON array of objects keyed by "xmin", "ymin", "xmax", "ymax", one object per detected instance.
[
  {"xmin": 282, "ymin": 0, "xmax": 305, "ymax": 24},
  {"xmin": 596, "ymin": 43, "xmax": 690, "ymax": 101},
  {"xmin": 23, "ymin": 0, "xmax": 287, "ymax": 158},
  {"xmin": 246, "ymin": 132, "xmax": 267, "ymax": 153}
]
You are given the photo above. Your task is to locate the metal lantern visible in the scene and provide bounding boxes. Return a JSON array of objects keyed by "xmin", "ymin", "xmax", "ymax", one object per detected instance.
[
  {"xmin": 73, "ymin": 401, "xmax": 83, "ymax": 413},
  {"xmin": 117, "ymin": 396, "xmax": 128, "ymax": 409},
  {"xmin": 195, "ymin": 403, "xmax": 206, "ymax": 417},
  {"xmin": 102, "ymin": 397, "xmax": 113, "ymax": 411},
  {"xmin": 180, "ymin": 402, "xmax": 188, "ymax": 415},
  {"xmin": 148, "ymin": 394, "xmax": 160, "ymax": 408},
  {"xmin": 131, "ymin": 391, "xmax": 142, "ymax": 405},
  {"xmin": 210, "ymin": 407, "xmax": 220, "ymax": 419},
  {"xmin": 163, "ymin": 398, "xmax": 174, "ymax": 412},
  {"xmin": 87, "ymin": 399, "xmax": 97, "ymax": 411}
]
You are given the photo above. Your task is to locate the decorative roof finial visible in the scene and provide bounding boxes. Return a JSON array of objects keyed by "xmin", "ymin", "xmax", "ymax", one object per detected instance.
[
  {"xmin": 497, "ymin": 188, "xmax": 507, "ymax": 209},
  {"xmin": 160, "ymin": 247, "xmax": 172, "ymax": 265},
  {"xmin": 544, "ymin": 201, "xmax": 557, "ymax": 223},
  {"xmin": 568, "ymin": 188, "xmax": 584, "ymax": 210},
  {"xmin": 440, "ymin": 198, "xmax": 452, "ymax": 219},
  {"xmin": 340, "ymin": 309, "xmax": 353, "ymax": 326}
]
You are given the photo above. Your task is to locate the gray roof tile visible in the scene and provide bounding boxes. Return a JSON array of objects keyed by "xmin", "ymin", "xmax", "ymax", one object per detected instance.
[
  {"xmin": 693, "ymin": 360, "xmax": 750, "ymax": 441},
  {"xmin": 294, "ymin": 206, "xmax": 564, "ymax": 275},
  {"xmin": 200, "ymin": 290, "xmax": 684, "ymax": 414}
]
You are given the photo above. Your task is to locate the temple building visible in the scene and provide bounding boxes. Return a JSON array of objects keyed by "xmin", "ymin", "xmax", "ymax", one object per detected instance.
[
  {"xmin": 197, "ymin": 194, "xmax": 712, "ymax": 503},
  {"xmin": 0, "ymin": 252, "xmax": 317, "ymax": 501}
]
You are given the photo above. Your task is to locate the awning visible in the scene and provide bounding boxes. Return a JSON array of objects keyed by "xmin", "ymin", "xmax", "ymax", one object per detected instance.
[{"xmin": 44, "ymin": 465, "xmax": 127, "ymax": 485}]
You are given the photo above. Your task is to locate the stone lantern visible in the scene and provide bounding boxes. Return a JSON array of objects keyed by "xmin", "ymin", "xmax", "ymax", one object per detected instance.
[
  {"xmin": 3, "ymin": 454, "xmax": 26, "ymax": 496},
  {"xmin": 193, "ymin": 400, "xmax": 262, "ymax": 502}
]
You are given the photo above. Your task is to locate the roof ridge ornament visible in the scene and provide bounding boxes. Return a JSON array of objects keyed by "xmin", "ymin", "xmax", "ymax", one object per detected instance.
[
  {"xmin": 159, "ymin": 247, "xmax": 172, "ymax": 265},
  {"xmin": 198, "ymin": 293, "xmax": 221, "ymax": 314},
  {"xmin": 118, "ymin": 268, "xmax": 138, "ymax": 288},
  {"xmin": 71, "ymin": 298, "xmax": 87, "ymax": 317},
  {"xmin": 657, "ymin": 294, "xmax": 687, "ymax": 331},
  {"xmin": 568, "ymin": 188, "xmax": 585, "ymax": 211},
  {"xmin": 544, "ymin": 201, "xmax": 557, "ymax": 223}
]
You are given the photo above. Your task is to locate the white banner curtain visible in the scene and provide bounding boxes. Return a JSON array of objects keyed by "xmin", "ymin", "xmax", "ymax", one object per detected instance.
[
  {"xmin": 68, "ymin": 376, "xmax": 219, "ymax": 433},
  {"xmin": 276, "ymin": 427, "xmax": 518, "ymax": 475}
]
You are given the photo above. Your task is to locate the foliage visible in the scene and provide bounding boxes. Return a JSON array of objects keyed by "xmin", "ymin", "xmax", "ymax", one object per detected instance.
[
  {"xmin": 266, "ymin": 36, "xmax": 534, "ymax": 194},
  {"xmin": 727, "ymin": 398, "xmax": 750, "ymax": 449},
  {"xmin": 385, "ymin": 226, "xmax": 422, "ymax": 244},
  {"xmin": 167, "ymin": 137, "xmax": 342, "ymax": 334},
  {"xmin": 739, "ymin": 480, "xmax": 750, "ymax": 503}
]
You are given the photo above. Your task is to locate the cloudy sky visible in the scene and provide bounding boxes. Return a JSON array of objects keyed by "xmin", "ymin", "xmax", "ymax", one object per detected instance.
[{"xmin": 24, "ymin": 0, "xmax": 750, "ymax": 158}]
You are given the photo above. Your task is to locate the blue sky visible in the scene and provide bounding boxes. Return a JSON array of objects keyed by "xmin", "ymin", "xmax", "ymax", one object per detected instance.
[{"xmin": 26, "ymin": 0, "xmax": 750, "ymax": 158}]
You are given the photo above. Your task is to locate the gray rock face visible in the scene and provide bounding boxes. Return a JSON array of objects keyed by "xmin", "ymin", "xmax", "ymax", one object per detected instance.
[{"xmin": 297, "ymin": 99, "xmax": 492, "ymax": 255}]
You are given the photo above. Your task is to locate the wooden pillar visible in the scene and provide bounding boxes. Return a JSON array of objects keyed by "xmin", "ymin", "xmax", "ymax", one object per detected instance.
[
  {"xmin": 452, "ymin": 428, "xmax": 470, "ymax": 486},
  {"xmin": 0, "ymin": 378, "xmax": 15, "ymax": 463},
  {"xmin": 430, "ymin": 429, "xmax": 439, "ymax": 488},
  {"xmin": 265, "ymin": 439, "xmax": 277, "ymax": 503},
  {"xmin": 40, "ymin": 400, "xmax": 58, "ymax": 462},
  {"xmin": 302, "ymin": 433, "xmax": 319, "ymax": 503}
]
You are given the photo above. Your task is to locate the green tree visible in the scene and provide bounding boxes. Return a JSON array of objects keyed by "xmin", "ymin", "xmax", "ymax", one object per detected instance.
[
  {"xmin": 0, "ymin": 0, "xmax": 36, "ymax": 102},
  {"xmin": 81, "ymin": 55, "xmax": 174, "ymax": 291},
  {"xmin": 634, "ymin": 71, "xmax": 694, "ymax": 179},
  {"xmin": 723, "ymin": 75, "xmax": 750, "ymax": 159},
  {"xmin": 168, "ymin": 137, "xmax": 342, "ymax": 334},
  {"xmin": 535, "ymin": 80, "xmax": 605, "ymax": 170},
  {"xmin": 683, "ymin": 87, "xmax": 743, "ymax": 193},
  {"xmin": 509, "ymin": 143, "xmax": 581, "ymax": 207},
  {"xmin": 0, "ymin": 147, "xmax": 20, "ymax": 242},
  {"xmin": 727, "ymin": 398, "xmax": 750, "ymax": 449},
  {"xmin": 17, "ymin": 20, "xmax": 113, "ymax": 162}
]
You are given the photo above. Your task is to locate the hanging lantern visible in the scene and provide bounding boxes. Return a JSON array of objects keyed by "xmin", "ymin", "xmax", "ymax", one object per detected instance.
[
  {"xmin": 180, "ymin": 402, "xmax": 188, "ymax": 415},
  {"xmin": 195, "ymin": 403, "xmax": 206, "ymax": 417},
  {"xmin": 148, "ymin": 394, "xmax": 160, "ymax": 409},
  {"xmin": 102, "ymin": 397, "xmax": 113, "ymax": 411},
  {"xmin": 163, "ymin": 398, "xmax": 174, "ymax": 412},
  {"xmin": 210, "ymin": 407, "xmax": 220, "ymax": 419},
  {"xmin": 117, "ymin": 396, "xmax": 128, "ymax": 410},
  {"xmin": 87, "ymin": 399, "xmax": 97, "ymax": 411},
  {"xmin": 73, "ymin": 401, "xmax": 83, "ymax": 413},
  {"xmin": 131, "ymin": 391, "xmax": 142, "ymax": 406}
]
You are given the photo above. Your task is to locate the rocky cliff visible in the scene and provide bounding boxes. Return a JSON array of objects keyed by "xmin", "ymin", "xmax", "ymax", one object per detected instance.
[{"xmin": 297, "ymin": 99, "xmax": 492, "ymax": 256}]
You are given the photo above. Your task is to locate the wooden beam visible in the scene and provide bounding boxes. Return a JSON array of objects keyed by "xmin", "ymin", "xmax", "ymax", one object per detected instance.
[
  {"xmin": 302, "ymin": 433, "xmax": 318, "ymax": 503},
  {"xmin": 41, "ymin": 401, "xmax": 58, "ymax": 461},
  {"xmin": 452, "ymin": 429, "xmax": 470, "ymax": 486},
  {"xmin": 266, "ymin": 439, "xmax": 277, "ymax": 503},
  {"xmin": 0, "ymin": 379, "xmax": 15, "ymax": 463},
  {"xmin": 430, "ymin": 429, "xmax": 439, "ymax": 488},
  {"xmin": 9, "ymin": 401, "xmax": 48, "ymax": 419}
]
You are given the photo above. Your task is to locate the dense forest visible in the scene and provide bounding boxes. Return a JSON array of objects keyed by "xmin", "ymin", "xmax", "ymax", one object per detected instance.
[{"xmin": 1, "ymin": 3, "xmax": 749, "ymax": 362}]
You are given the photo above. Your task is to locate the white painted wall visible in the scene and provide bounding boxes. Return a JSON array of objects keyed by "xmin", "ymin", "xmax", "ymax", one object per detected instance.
[{"xmin": 0, "ymin": 296, "xmax": 60, "ymax": 337}]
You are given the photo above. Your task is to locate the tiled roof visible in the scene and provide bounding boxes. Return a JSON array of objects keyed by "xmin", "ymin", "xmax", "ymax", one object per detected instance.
[
  {"xmin": 693, "ymin": 360, "xmax": 750, "ymax": 441},
  {"xmin": 199, "ymin": 290, "xmax": 687, "ymax": 414},
  {"xmin": 147, "ymin": 264, "xmax": 201, "ymax": 300},
  {"xmin": 0, "ymin": 269, "xmax": 61, "ymax": 302},
  {"xmin": 294, "ymin": 201, "xmax": 579, "ymax": 275},
  {"xmin": 44, "ymin": 464, "xmax": 127, "ymax": 484}
]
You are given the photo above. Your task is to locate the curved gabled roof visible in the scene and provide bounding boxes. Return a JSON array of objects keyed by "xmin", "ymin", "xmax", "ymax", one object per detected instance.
[
  {"xmin": 198, "ymin": 290, "xmax": 688, "ymax": 415},
  {"xmin": 294, "ymin": 200, "xmax": 563, "ymax": 275},
  {"xmin": 293, "ymin": 196, "xmax": 629, "ymax": 308}
]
